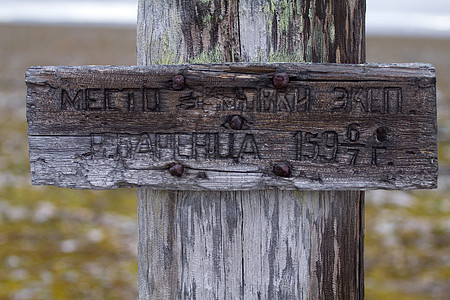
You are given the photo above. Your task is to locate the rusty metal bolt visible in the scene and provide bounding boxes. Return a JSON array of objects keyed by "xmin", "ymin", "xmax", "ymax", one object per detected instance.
[
  {"xmin": 273, "ymin": 164, "xmax": 291, "ymax": 177},
  {"xmin": 229, "ymin": 115, "xmax": 244, "ymax": 130},
  {"xmin": 169, "ymin": 163, "xmax": 184, "ymax": 177},
  {"xmin": 273, "ymin": 72, "xmax": 289, "ymax": 89},
  {"xmin": 172, "ymin": 74, "xmax": 185, "ymax": 90}
]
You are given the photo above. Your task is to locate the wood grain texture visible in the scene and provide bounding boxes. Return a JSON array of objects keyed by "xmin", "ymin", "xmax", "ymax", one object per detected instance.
[
  {"xmin": 137, "ymin": 0, "xmax": 365, "ymax": 64},
  {"xmin": 138, "ymin": 189, "xmax": 364, "ymax": 299},
  {"xmin": 136, "ymin": 0, "xmax": 368, "ymax": 299},
  {"xmin": 26, "ymin": 63, "xmax": 437, "ymax": 190},
  {"xmin": 137, "ymin": 0, "xmax": 241, "ymax": 65},
  {"xmin": 238, "ymin": 0, "xmax": 366, "ymax": 63}
]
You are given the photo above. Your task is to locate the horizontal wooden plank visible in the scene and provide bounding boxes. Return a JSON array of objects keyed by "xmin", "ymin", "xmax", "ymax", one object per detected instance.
[{"xmin": 26, "ymin": 63, "xmax": 437, "ymax": 190}]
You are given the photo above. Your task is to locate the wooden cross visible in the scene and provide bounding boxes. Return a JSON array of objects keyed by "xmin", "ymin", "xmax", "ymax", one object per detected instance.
[{"xmin": 25, "ymin": 0, "xmax": 437, "ymax": 298}]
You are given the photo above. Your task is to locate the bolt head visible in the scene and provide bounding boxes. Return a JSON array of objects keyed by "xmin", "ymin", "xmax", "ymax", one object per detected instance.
[
  {"xmin": 273, "ymin": 72, "xmax": 289, "ymax": 89},
  {"xmin": 172, "ymin": 74, "xmax": 185, "ymax": 90},
  {"xmin": 229, "ymin": 115, "xmax": 243, "ymax": 130},
  {"xmin": 169, "ymin": 163, "xmax": 184, "ymax": 177},
  {"xmin": 273, "ymin": 164, "xmax": 291, "ymax": 177}
]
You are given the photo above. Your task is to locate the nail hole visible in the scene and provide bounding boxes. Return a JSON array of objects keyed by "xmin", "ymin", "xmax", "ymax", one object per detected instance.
[{"xmin": 376, "ymin": 127, "xmax": 389, "ymax": 142}]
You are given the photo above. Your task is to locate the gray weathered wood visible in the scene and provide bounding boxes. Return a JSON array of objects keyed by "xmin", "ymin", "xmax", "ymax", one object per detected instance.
[
  {"xmin": 138, "ymin": 189, "xmax": 364, "ymax": 299},
  {"xmin": 137, "ymin": 0, "xmax": 368, "ymax": 299},
  {"xmin": 137, "ymin": 0, "xmax": 365, "ymax": 64},
  {"xmin": 26, "ymin": 63, "xmax": 437, "ymax": 190}
]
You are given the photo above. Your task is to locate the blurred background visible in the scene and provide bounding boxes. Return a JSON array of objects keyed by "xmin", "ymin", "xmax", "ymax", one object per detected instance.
[{"xmin": 0, "ymin": 0, "xmax": 449, "ymax": 299}]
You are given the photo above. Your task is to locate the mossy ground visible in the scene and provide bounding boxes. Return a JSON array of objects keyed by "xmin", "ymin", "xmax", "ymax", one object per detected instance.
[
  {"xmin": 365, "ymin": 36, "xmax": 450, "ymax": 299},
  {"xmin": 0, "ymin": 25, "xmax": 448, "ymax": 299},
  {"xmin": 0, "ymin": 24, "xmax": 139, "ymax": 299}
]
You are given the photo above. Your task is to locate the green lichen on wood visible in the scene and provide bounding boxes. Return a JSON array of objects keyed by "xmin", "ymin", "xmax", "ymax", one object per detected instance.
[
  {"xmin": 267, "ymin": 51, "xmax": 305, "ymax": 63},
  {"xmin": 189, "ymin": 44, "xmax": 223, "ymax": 64},
  {"xmin": 263, "ymin": 0, "xmax": 301, "ymax": 60},
  {"xmin": 147, "ymin": 33, "xmax": 183, "ymax": 65},
  {"xmin": 202, "ymin": 13, "xmax": 212, "ymax": 30},
  {"xmin": 262, "ymin": 0, "xmax": 346, "ymax": 63}
]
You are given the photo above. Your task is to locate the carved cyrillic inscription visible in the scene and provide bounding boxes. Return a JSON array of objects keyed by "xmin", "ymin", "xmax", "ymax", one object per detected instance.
[
  {"xmin": 294, "ymin": 124, "xmax": 394, "ymax": 167},
  {"xmin": 178, "ymin": 86, "xmax": 408, "ymax": 114},
  {"xmin": 26, "ymin": 63, "xmax": 437, "ymax": 190},
  {"xmin": 90, "ymin": 132, "xmax": 261, "ymax": 166},
  {"xmin": 85, "ymin": 124, "xmax": 401, "ymax": 170},
  {"xmin": 331, "ymin": 87, "xmax": 403, "ymax": 114},
  {"xmin": 177, "ymin": 86, "xmax": 311, "ymax": 112},
  {"xmin": 61, "ymin": 88, "xmax": 160, "ymax": 111},
  {"xmin": 59, "ymin": 85, "xmax": 409, "ymax": 114}
]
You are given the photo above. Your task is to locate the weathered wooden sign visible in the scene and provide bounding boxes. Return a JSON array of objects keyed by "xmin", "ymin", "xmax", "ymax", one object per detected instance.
[{"xmin": 26, "ymin": 63, "xmax": 437, "ymax": 190}]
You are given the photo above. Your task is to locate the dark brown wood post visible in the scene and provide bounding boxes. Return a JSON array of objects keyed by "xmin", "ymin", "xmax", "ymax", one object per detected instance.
[{"xmin": 136, "ymin": 1, "xmax": 365, "ymax": 298}]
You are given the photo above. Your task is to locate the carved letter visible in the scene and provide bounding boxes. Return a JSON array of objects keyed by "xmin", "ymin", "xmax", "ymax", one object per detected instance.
[
  {"xmin": 85, "ymin": 89, "xmax": 104, "ymax": 110},
  {"xmin": 296, "ymin": 86, "xmax": 311, "ymax": 112},
  {"xmin": 143, "ymin": 89, "xmax": 160, "ymax": 111},
  {"xmin": 295, "ymin": 131, "xmax": 319, "ymax": 161},
  {"xmin": 91, "ymin": 134, "xmax": 118, "ymax": 159},
  {"xmin": 347, "ymin": 123, "xmax": 360, "ymax": 142},
  {"xmin": 239, "ymin": 134, "xmax": 261, "ymax": 160},
  {"xmin": 176, "ymin": 134, "xmax": 193, "ymax": 159},
  {"xmin": 369, "ymin": 88, "xmax": 385, "ymax": 113},
  {"xmin": 105, "ymin": 89, "xmax": 140, "ymax": 111},
  {"xmin": 320, "ymin": 131, "xmax": 338, "ymax": 161},
  {"xmin": 61, "ymin": 89, "xmax": 83, "ymax": 110},
  {"xmin": 351, "ymin": 88, "xmax": 368, "ymax": 113},
  {"xmin": 260, "ymin": 89, "xmax": 276, "ymax": 112},
  {"xmin": 117, "ymin": 135, "xmax": 133, "ymax": 159},
  {"xmin": 371, "ymin": 146, "xmax": 387, "ymax": 166},
  {"xmin": 276, "ymin": 91, "xmax": 293, "ymax": 112},
  {"xmin": 347, "ymin": 149, "xmax": 360, "ymax": 165},
  {"xmin": 136, "ymin": 133, "xmax": 154, "ymax": 154},
  {"xmin": 241, "ymin": 88, "xmax": 257, "ymax": 111},
  {"xmin": 333, "ymin": 88, "xmax": 348, "ymax": 111},
  {"xmin": 385, "ymin": 87, "xmax": 402, "ymax": 114},
  {"xmin": 193, "ymin": 133, "xmax": 215, "ymax": 160},
  {"xmin": 157, "ymin": 134, "xmax": 175, "ymax": 161},
  {"xmin": 217, "ymin": 133, "xmax": 234, "ymax": 159}
]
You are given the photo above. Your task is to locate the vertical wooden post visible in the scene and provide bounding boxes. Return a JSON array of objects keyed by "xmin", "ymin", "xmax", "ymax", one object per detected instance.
[{"xmin": 137, "ymin": 1, "xmax": 365, "ymax": 299}]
